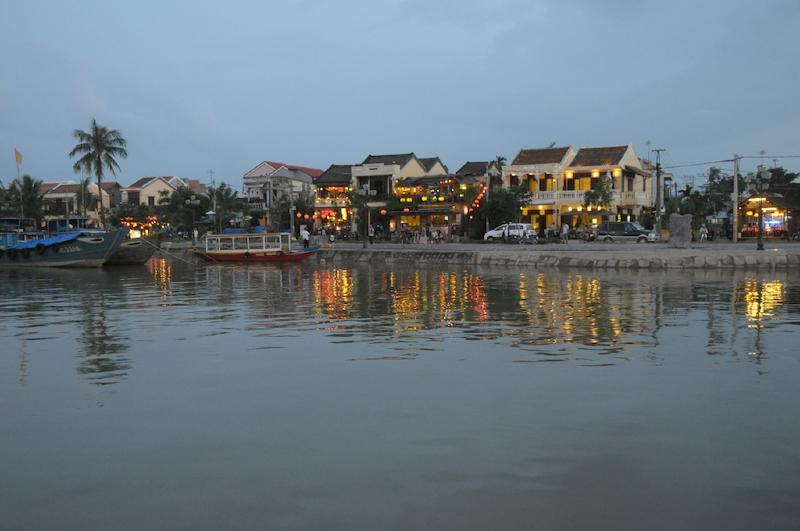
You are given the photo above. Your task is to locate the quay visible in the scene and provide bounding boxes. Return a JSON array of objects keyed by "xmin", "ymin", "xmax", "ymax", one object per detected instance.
[{"xmin": 316, "ymin": 241, "xmax": 800, "ymax": 270}]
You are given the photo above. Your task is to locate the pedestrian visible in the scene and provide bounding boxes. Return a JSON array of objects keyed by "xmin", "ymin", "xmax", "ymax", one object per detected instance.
[
  {"xmin": 699, "ymin": 223, "xmax": 709, "ymax": 242},
  {"xmin": 368, "ymin": 224, "xmax": 375, "ymax": 244},
  {"xmin": 301, "ymin": 227, "xmax": 310, "ymax": 249},
  {"xmin": 561, "ymin": 222, "xmax": 569, "ymax": 243}
]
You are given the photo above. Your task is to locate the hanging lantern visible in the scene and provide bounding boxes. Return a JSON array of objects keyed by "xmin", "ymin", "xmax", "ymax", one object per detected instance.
[
  {"xmin": 380, "ymin": 209, "xmax": 388, "ymax": 216},
  {"xmin": 303, "ymin": 214, "xmax": 310, "ymax": 220}
]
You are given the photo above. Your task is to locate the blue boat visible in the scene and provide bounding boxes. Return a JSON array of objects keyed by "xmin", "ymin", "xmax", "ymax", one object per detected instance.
[{"xmin": 0, "ymin": 228, "xmax": 128, "ymax": 268}]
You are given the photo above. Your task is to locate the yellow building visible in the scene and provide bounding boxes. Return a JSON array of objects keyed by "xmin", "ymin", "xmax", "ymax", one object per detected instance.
[{"xmin": 503, "ymin": 144, "xmax": 652, "ymax": 232}]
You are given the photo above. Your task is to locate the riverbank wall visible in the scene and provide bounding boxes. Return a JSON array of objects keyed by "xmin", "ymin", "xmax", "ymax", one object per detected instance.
[{"xmin": 316, "ymin": 247, "xmax": 800, "ymax": 270}]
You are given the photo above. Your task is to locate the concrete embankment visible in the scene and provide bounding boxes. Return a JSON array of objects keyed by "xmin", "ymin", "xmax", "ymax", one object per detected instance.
[{"xmin": 316, "ymin": 246, "xmax": 800, "ymax": 270}]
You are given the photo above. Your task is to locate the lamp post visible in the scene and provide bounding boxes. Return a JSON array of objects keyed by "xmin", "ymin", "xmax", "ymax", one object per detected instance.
[
  {"xmin": 754, "ymin": 166, "xmax": 770, "ymax": 251},
  {"xmin": 356, "ymin": 185, "xmax": 376, "ymax": 249},
  {"xmin": 185, "ymin": 194, "xmax": 200, "ymax": 245}
]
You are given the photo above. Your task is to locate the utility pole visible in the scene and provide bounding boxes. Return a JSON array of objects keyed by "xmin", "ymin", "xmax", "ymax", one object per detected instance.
[
  {"xmin": 653, "ymin": 148, "xmax": 665, "ymax": 234},
  {"xmin": 208, "ymin": 169, "xmax": 217, "ymax": 232},
  {"xmin": 732, "ymin": 154, "xmax": 739, "ymax": 243}
]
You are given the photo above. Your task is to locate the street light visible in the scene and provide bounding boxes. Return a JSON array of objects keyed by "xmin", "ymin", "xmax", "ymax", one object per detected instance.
[
  {"xmin": 356, "ymin": 185, "xmax": 377, "ymax": 249},
  {"xmin": 185, "ymin": 194, "xmax": 201, "ymax": 245}
]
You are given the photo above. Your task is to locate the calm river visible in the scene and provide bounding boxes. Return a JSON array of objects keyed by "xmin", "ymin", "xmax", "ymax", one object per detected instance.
[{"xmin": 1, "ymin": 259, "xmax": 799, "ymax": 530}]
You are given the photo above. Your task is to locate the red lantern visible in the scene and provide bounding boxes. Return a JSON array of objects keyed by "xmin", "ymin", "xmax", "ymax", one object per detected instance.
[
  {"xmin": 403, "ymin": 208, "xmax": 410, "ymax": 213},
  {"xmin": 304, "ymin": 214, "xmax": 310, "ymax": 220},
  {"xmin": 379, "ymin": 209, "xmax": 388, "ymax": 216}
]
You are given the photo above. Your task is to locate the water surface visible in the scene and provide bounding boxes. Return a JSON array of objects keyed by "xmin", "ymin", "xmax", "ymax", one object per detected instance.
[{"xmin": 1, "ymin": 260, "xmax": 799, "ymax": 530}]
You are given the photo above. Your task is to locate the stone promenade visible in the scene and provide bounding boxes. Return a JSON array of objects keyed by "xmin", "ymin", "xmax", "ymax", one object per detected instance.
[{"xmin": 316, "ymin": 241, "xmax": 800, "ymax": 270}]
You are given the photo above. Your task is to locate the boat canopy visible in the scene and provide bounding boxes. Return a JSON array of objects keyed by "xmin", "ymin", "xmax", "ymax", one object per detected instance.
[{"xmin": 11, "ymin": 232, "xmax": 83, "ymax": 250}]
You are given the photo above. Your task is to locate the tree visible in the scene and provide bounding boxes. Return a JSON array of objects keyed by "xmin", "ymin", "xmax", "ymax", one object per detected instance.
[
  {"xmin": 69, "ymin": 119, "xmax": 128, "ymax": 227},
  {"xmin": 158, "ymin": 187, "xmax": 211, "ymax": 231},
  {"xmin": 206, "ymin": 182, "xmax": 240, "ymax": 231},
  {"xmin": 8, "ymin": 174, "xmax": 43, "ymax": 223},
  {"xmin": 583, "ymin": 174, "xmax": 614, "ymax": 213},
  {"xmin": 480, "ymin": 185, "xmax": 531, "ymax": 227}
]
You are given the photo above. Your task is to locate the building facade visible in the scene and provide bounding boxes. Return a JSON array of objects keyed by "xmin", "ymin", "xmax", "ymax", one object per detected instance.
[
  {"xmin": 503, "ymin": 144, "xmax": 652, "ymax": 232},
  {"xmin": 243, "ymin": 161, "xmax": 323, "ymax": 213}
]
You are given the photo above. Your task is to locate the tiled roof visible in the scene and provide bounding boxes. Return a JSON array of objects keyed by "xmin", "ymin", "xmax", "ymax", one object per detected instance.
[
  {"xmin": 455, "ymin": 161, "xmax": 490, "ymax": 176},
  {"xmin": 362, "ymin": 153, "xmax": 415, "ymax": 166},
  {"xmin": 40, "ymin": 182, "xmax": 62, "ymax": 193},
  {"xmin": 100, "ymin": 182, "xmax": 120, "ymax": 190},
  {"xmin": 511, "ymin": 147, "xmax": 570, "ymax": 166},
  {"xmin": 568, "ymin": 146, "xmax": 628, "ymax": 167},
  {"xmin": 315, "ymin": 164, "xmax": 353, "ymax": 186},
  {"xmin": 127, "ymin": 177, "xmax": 158, "ymax": 189},
  {"xmin": 418, "ymin": 157, "xmax": 445, "ymax": 172},
  {"xmin": 264, "ymin": 161, "xmax": 323, "ymax": 178}
]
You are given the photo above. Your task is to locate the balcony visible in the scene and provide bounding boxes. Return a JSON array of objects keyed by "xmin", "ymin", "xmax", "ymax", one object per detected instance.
[
  {"xmin": 616, "ymin": 191, "xmax": 650, "ymax": 205},
  {"xmin": 314, "ymin": 197, "xmax": 350, "ymax": 208},
  {"xmin": 528, "ymin": 190, "xmax": 587, "ymax": 203}
]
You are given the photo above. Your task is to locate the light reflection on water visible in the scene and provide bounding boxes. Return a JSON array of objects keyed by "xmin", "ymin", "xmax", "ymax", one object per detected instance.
[{"xmin": 1, "ymin": 261, "xmax": 799, "ymax": 530}]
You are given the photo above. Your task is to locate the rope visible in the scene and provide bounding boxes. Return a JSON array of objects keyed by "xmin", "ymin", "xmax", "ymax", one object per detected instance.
[{"xmin": 140, "ymin": 238, "xmax": 197, "ymax": 266}]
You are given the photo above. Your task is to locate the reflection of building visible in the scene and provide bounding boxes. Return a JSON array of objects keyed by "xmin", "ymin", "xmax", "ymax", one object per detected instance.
[
  {"xmin": 243, "ymin": 161, "xmax": 323, "ymax": 213},
  {"xmin": 738, "ymin": 194, "xmax": 797, "ymax": 239},
  {"xmin": 503, "ymin": 144, "xmax": 653, "ymax": 232}
]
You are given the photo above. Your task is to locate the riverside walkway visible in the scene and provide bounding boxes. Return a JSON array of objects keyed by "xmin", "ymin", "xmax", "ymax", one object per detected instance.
[{"xmin": 316, "ymin": 240, "xmax": 800, "ymax": 270}]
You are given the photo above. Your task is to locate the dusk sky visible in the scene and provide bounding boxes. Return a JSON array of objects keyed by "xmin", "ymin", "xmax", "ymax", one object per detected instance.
[{"xmin": 2, "ymin": 0, "xmax": 798, "ymax": 189}]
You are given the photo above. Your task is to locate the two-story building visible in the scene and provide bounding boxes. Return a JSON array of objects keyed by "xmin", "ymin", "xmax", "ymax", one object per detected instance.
[
  {"xmin": 504, "ymin": 144, "xmax": 652, "ymax": 232},
  {"xmin": 313, "ymin": 164, "xmax": 353, "ymax": 231},
  {"xmin": 122, "ymin": 176, "xmax": 185, "ymax": 207},
  {"xmin": 350, "ymin": 153, "xmax": 445, "ymax": 200},
  {"xmin": 41, "ymin": 181, "xmax": 122, "ymax": 222},
  {"xmin": 242, "ymin": 161, "xmax": 323, "ymax": 214}
]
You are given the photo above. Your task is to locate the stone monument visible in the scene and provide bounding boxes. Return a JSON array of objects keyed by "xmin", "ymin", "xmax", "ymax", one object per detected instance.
[{"xmin": 668, "ymin": 213, "xmax": 692, "ymax": 248}]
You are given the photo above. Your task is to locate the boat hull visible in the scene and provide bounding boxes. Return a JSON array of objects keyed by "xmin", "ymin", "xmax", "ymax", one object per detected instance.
[
  {"xmin": 105, "ymin": 238, "xmax": 158, "ymax": 266},
  {"xmin": 195, "ymin": 249, "xmax": 316, "ymax": 263},
  {"xmin": 0, "ymin": 229, "xmax": 127, "ymax": 268}
]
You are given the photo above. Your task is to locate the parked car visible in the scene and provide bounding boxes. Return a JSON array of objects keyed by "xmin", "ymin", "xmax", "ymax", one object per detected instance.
[
  {"xmin": 595, "ymin": 221, "xmax": 657, "ymax": 243},
  {"xmin": 484, "ymin": 223, "xmax": 534, "ymax": 241}
]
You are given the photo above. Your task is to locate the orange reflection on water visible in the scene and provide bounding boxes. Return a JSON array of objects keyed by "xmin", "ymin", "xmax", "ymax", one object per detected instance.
[
  {"xmin": 311, "ymin": 268, "xmax": 354, "ymax": 319},
  {"xmin": 744, "ymin": 278, "xmax": 784, "ymax": 324},
  {"xmin": 147, "ymin": 257, "xmax": 172, "ymax": 298}
]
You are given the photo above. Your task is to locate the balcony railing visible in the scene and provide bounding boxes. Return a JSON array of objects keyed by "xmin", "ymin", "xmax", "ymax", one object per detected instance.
[
  {"xmin": 526, "ymin": 190, "xmax": 651, "ymax": 206},
  {"xmin": 314, "ymin": 197, "xmax": 350, "ymax": 207}
]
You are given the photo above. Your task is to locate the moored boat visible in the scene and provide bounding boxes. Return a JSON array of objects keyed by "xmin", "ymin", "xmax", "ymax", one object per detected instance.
[
  {"xmin": 105, "ymin": 237, "xmax": 159, "ymax": 266},
  {"xmin": 0, "ymin": 228, "xmax": 128, "ymax": 267},
  {"xmin": 194, "ymin": 232, "xmax": 317, "ymax": 263}
]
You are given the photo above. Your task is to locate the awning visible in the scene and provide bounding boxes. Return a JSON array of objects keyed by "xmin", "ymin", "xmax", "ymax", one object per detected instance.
[{"xmin": 12, "ymin": 232, "xmax": 83, "ymax": 250}]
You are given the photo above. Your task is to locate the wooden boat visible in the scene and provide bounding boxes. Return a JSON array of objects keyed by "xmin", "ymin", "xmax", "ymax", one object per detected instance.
[
  {"xmin": 0, "ymin": 228, "xmax": 127, "ymax": 267},
  {"xmin": 194, "ymin": 232, "xmax": 317, "ymax": 263},
  {"xmin": 105, "ymin": 237, "xmax": 159, "ymax": 266}
]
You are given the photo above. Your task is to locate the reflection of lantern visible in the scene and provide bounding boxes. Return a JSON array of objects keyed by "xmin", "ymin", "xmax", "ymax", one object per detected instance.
[{"xmin": 380, "ymin": 209, "xmax": 387, "ymax": 216}]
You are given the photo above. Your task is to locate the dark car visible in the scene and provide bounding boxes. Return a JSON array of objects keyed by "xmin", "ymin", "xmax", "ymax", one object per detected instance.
[{"xmin": 595, "ymin": 221, "xmax": 657, "ymax": 243}]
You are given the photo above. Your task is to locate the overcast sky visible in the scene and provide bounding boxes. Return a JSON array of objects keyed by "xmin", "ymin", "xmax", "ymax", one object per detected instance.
[{"xmin": 1, "ymin": 0, "xmax": 798, "ymax": 188}]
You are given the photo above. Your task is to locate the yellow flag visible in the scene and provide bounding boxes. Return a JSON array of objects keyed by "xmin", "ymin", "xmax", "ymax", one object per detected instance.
[{"xmin": 14, "ymin": 148, "xmax": 22, "ymax": 165}]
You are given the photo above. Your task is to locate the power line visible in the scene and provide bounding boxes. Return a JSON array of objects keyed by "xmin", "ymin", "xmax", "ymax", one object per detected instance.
[{"xmin": 662, "ymin": 159, "xmax": 734, "ymax": 169}]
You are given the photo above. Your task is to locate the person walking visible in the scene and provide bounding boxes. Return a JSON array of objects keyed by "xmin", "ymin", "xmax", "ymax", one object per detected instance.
[
  {"xmin": 300, "ymin": 227, "xmax": 310, "ymax": 249},
  {"xmin": 699, "ymin": 223, "xmax": 709, "ymax": 242}
]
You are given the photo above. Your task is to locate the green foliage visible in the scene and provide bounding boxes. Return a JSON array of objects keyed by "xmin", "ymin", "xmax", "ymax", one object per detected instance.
[
  {"xmin": 7, "ymin": 174, "xmax": 43, "ymax": 221},
  {"xmin": 480, "ymin": 185, "xmax": 531, "ymax": 225},
  {"xmin": 157, "ymin": 187, "xmax": 211, "ymax": 230},
  {"xmin": 207, "ymin": 182, "xmax": 240, "ymax": 231},
  {"xmin": 75, "ymin": 177, "xmax": 97, "ymax": 217},
  {"xmin": 69, "ymin": 119, "xmax": 128, "ymax": 226},
  {"xmin": 583, "ymin": 175, "xmax": 614, "ymax": 210}
]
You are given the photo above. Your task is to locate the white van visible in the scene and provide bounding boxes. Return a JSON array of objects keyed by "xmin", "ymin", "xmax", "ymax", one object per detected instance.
[{"xmin": 484, "ymin": 223, "xmax": 534, "ymax": 241}]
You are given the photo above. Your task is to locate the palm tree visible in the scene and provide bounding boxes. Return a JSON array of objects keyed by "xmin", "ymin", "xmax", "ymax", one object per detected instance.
[
  {"xmin": 69, "ymin": 119, "xmax": 128, "ymax": 227},
  {"xmin": 9, "ymin": 174, "xmax": 43, "ymax": 223}
]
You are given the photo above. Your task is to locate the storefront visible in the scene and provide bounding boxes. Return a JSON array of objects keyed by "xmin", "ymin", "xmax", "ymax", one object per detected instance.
[{"xmin": 738, "ymin": 195, "xmax": 795, "ymax": 239}]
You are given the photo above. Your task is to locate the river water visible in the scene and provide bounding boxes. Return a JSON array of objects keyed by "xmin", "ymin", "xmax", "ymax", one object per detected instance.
[{"xmin": 1, "ymin": 259, "xmax": 799, "ymax": 530}]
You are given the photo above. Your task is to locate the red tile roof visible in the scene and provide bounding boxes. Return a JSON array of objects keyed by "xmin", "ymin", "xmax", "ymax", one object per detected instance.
[{"xmin": 264, "ymin": 161, "xmax": 323, "ymax": 178}]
